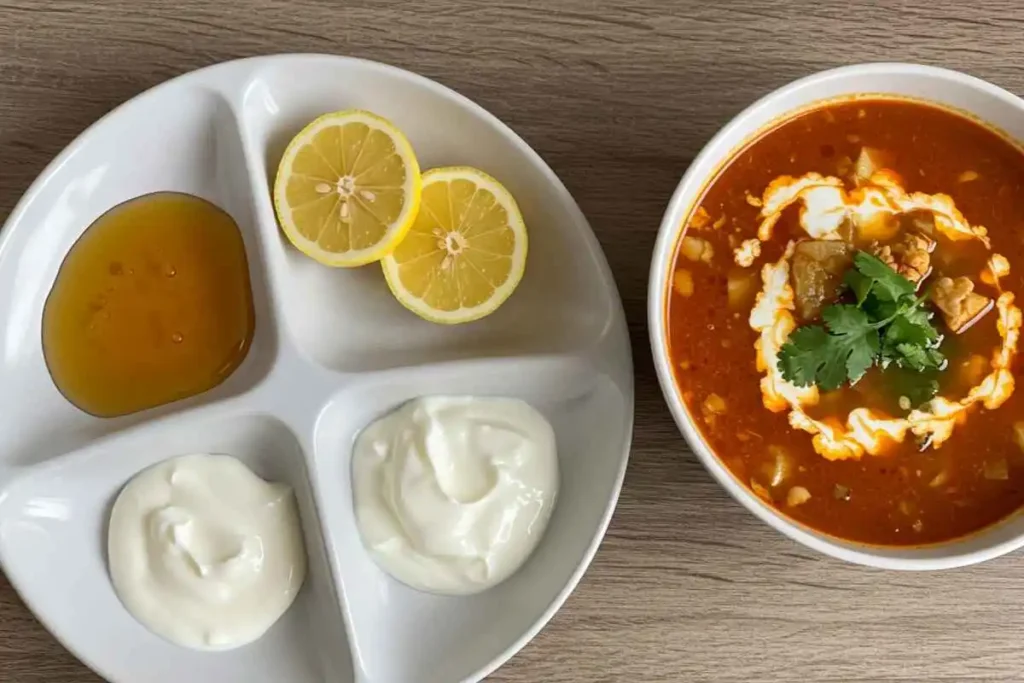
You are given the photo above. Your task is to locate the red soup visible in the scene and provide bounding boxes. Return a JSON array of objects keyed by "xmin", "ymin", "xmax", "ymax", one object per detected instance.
[{"xmin": 667, "ymin": 98, "xmax": 1024, "ymax": 546}]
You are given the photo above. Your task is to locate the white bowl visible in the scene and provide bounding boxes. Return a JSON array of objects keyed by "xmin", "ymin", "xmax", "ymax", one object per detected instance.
[
  {"xmin": 649, "ymin": 62, "xmax": 1024, "ymax": 570},
  {"xmin": 0, "ymin": 55, "xmax": 634, "ymax": 682}
]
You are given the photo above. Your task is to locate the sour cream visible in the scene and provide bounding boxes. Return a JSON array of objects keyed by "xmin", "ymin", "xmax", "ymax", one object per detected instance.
[
  {"xmin": 108, "ymin": 454, "xmax": 307, "ymax": 650},
  {"xmin": 352, "ymin": 396, "xmax": 558, "ymax": 595}
]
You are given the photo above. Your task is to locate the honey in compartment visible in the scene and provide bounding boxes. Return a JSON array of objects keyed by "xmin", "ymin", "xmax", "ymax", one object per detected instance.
[{"xmin": 42, "ymin": 192, "xmax": 255, "ymax": 417}]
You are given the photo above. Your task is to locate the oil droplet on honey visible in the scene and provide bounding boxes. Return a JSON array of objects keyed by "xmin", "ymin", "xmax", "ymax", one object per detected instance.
[{"xmin": 42, "ymin": 192, "xmax": 255, "ymax": 417}]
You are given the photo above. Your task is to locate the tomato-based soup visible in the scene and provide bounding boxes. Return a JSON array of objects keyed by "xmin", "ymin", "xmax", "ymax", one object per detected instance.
[{"xmin": 667, "ymin": 99, "xmax": 1024, "ymax": 546}]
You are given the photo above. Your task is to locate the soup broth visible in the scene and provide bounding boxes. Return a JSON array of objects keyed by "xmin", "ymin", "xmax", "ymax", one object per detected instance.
[{"xmin": 667, "ymin": 99, "xmax": 1024, "ymax": 546}]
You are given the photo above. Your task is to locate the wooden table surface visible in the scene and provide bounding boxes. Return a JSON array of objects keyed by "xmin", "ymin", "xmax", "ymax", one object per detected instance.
[{"xmin": 3, "ymin": 0, "xmax": 1024, "ymax": 681}]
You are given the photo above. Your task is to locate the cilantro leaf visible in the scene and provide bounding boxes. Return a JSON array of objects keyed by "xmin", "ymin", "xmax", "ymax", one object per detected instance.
[
  {"xmin": 777, "ymin": 305, "xmax": 881, "ymax": 391},
  {"xmin": 900, "ymin": 302, "xmax": 938, "ymax": 334},
  {"xmin": 777, "ymin": 326, "xmax": 830, "ymax": 388},
  {"xmin": 884, "ymin": 315, "xmax": 935, "ymax": 347},
  {"xmin": 882, "ymin": 307, "xmax": 944, "ymax": 371},
  {"xmin": 844, "ymin": 268, "xmax": 874, "ymax": 305},
  {"xmin": 817, "ymin": 341, "xmax": 852, "ymax": 392},
  {"xmin": 927, "ymin": 348, "xmax": 946, "ymax": 367},
  {"xmin": 852, "ymin": 251, "xmax": 914, "ymax": 302},
  {"xmin": 862, "ymin": 294, "xmax": 899, "ymax": 323},
  {"xmin": 777, "ymin": 248, "xmax": 945, "ymax": 391},
  {"xmin": 821, "ymin": 304, "xmax": 881, "ymax": 382},
  {"xmin": 846, "ymin": 328, "xmax": 880, "ymax": 382},
  {"xmin": 885, "ymin": 342, "xmax": 945, "ymax": 371},
  {"xmin": 893, "ymin": 343, "xmax": 931, "ymax": 371},
  {"xmin": 823, "ymin": 304, "xmax": 869, "ymax": 335}
]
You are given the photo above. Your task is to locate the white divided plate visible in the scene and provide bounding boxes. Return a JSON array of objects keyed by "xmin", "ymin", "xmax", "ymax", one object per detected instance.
[{"xmin": 0, "ymin": 55, "xmax": 633, "ymax": 683}]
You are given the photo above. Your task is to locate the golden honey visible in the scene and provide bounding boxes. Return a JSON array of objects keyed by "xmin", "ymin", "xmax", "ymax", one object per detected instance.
[{"xmin": 42, "ymin": 192, "xmax": 255, "ymax": 417}]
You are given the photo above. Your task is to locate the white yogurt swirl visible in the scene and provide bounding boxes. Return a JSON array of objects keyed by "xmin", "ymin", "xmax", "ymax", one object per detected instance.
[
  {"xmin": 108, "ymin": 454, "xmax": 306, "ymax": 650},
  {"xmin": 352, "ymin": 396, "xmax": 558, "ymax": 595}
]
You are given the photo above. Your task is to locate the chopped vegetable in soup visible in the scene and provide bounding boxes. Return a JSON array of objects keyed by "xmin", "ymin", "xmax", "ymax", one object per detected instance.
[{"xmin": 667, "ymin": 99, "xmax": 1024, "ymax": 546}]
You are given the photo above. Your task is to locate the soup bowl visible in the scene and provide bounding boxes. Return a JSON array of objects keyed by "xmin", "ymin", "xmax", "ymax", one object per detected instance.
[{"xmin": 649, "ymin": 62, "xmax": 1024, "ymax": 570}]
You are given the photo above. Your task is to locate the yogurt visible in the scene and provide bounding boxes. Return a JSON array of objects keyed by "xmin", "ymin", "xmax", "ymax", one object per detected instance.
[
  {"xmin": 352, "ymin": 396, "xmax": 559, "ymax": 595},
  {"xmin": 107, "ymin": 454, "xmax": 307, "ymax": 650}
]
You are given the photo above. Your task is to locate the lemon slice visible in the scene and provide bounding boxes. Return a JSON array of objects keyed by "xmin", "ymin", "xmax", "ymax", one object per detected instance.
[
  {"xmin": 382, "ymin": 167, "xmax": 527, "ymax": 324},
  {"xmin": 273, "ymin": 110, "xmax": 422, "ymax": 267}
]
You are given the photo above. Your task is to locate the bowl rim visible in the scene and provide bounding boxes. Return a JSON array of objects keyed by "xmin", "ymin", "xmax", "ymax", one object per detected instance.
[{"xmin": 647, "ymin": 61, "xmax": 1024, "ymax": 570}]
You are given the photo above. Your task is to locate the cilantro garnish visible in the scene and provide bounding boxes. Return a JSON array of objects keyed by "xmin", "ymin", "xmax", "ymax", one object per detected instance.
[{"xmin": 778, "ymin": 251, "xmax": 945, "ymax": 391}]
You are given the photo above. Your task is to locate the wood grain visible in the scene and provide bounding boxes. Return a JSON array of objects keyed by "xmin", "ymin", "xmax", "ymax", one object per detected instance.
[{"xmin": 3, "ymin": 0, "xmax": 1024, "ymax": 681}]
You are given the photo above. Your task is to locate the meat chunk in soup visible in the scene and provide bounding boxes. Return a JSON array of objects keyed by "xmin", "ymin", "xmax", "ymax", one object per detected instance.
[
  {"xmin": 873, "ymin": 233, "xmax": 934, "ymax": 287},
  {"xmin": 792, "ymin": 240, "xmax": 853, "ymax": 320},
  {"xmin": 932, "ymin": 276, "xmax": 993, "ymax": 333}
]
